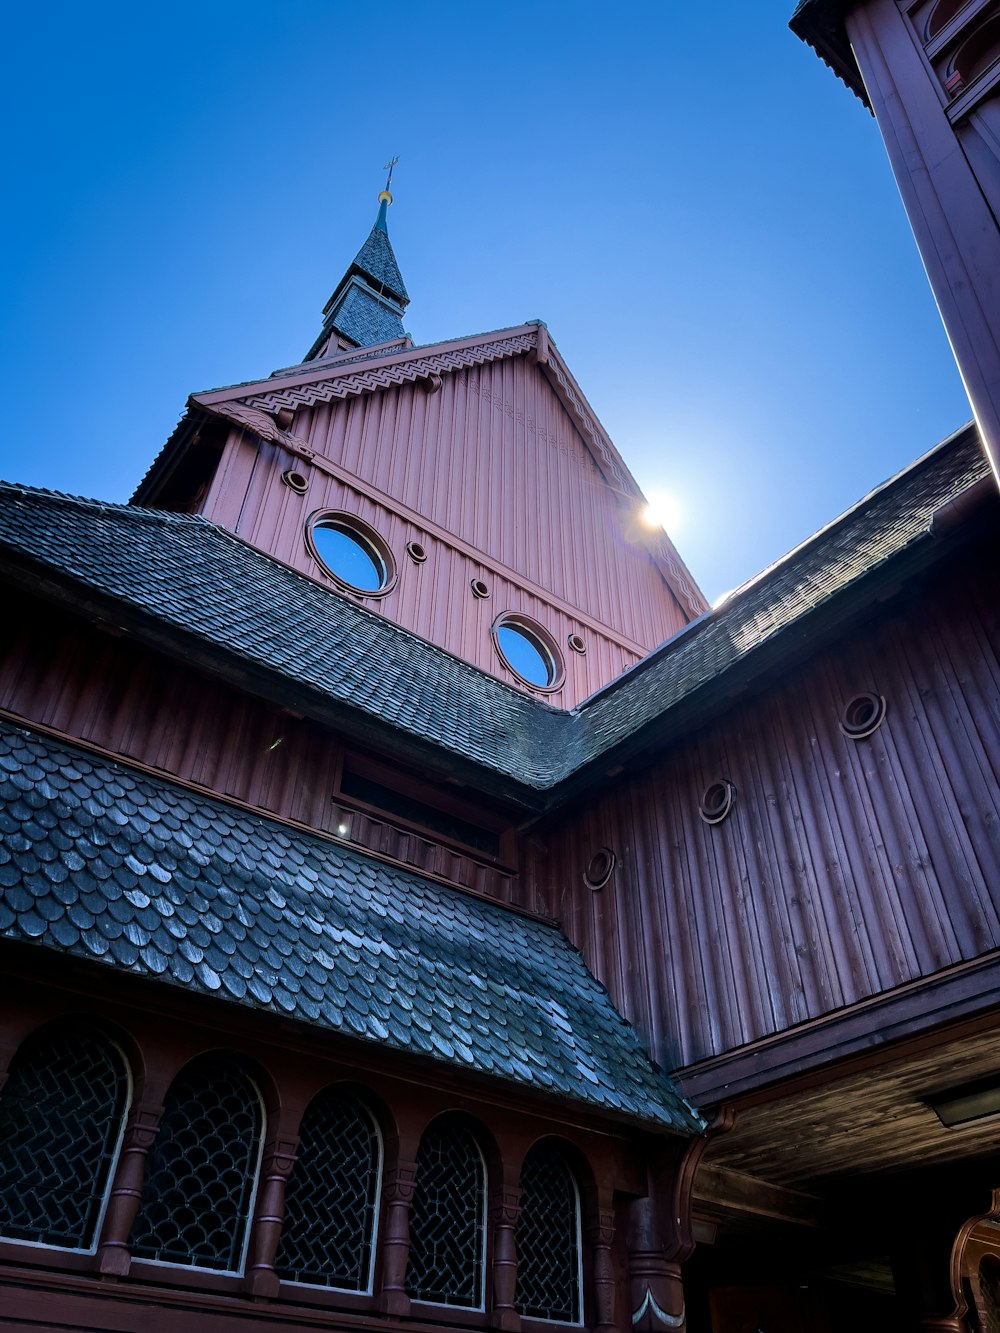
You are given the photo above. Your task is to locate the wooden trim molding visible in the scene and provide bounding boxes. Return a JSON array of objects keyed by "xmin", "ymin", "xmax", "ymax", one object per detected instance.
[{"xmin": 672, "ymin": 950, "xmax": 1000, "ymax": 1106}]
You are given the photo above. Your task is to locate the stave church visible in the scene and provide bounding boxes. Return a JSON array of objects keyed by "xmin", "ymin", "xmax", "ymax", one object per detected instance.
[{"xmin": 1, "ymin": 2, "xmax": 999, "ymax": 1330}]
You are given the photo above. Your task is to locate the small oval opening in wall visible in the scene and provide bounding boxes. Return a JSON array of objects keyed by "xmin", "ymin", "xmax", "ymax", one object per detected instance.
[
  {"xmin": 281, "ymin": 469, "xmax": 309, "ymax": 494},
  {"xmin": 567, "ymin": 632, "xmax": 587, "ymax": 655},
  {"xmin": 584, "ymin": 848, "xmax": 616, "ymax": 891},
  {"xmin": 839, "ymin": 693, "xmax": 887, "ymax": 740},
  {"xmin": 700, "ymin": 780, "xmax": 737, "ymax": 826},
  {"xmin": 470, "ymin": 578, "xmax": 490, "ymax": 599},
  {"xmin": 406, "ymin": 540, "xmax": 428, "ymax": 564}
]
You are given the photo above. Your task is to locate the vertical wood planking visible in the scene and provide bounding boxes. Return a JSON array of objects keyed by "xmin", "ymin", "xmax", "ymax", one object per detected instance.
[
  {"xmin": 529, "ymin": 562, "xmax": 1000, "ymax": 1071},
  {"xmin": 200, "ymin": 356, "xmax": 691, "ymax": 705}
]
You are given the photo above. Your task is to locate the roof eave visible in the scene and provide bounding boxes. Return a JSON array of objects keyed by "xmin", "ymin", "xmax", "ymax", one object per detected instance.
[{"xmin": 789, "ymin": 0, "xmax": 871, "ymax": 108}]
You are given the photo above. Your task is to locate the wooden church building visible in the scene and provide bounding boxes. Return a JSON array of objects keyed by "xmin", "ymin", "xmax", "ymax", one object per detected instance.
[{"xmin": 1, "ymin": 3, "xmax": 998, "ymax": 1330}]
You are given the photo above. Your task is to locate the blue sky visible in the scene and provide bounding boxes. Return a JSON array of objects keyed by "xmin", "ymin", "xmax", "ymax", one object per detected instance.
[{"xmin": 0, "ymin": 1, "xmax": 971, "ymax": 602}]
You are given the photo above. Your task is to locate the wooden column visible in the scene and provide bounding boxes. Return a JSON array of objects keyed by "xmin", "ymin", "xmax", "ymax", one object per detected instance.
[
  {"xmin": 631, "ymin": 1109, "xmax": 733, "ymax": 1333},
  {"xmin": 491, "ymin": 1179, "xmax": 521, "ymax": 1331},
  {"xmin": 96, "ymin": 1101, "xmax": 164, "ymax": 1277},
  {"xmin": 244, "ymin": 1132, "xmax": 300, "ymax": 1299},
  {"xmin": 628, "ymin": 1195, "xmax": 685, "ymax": 1332},
  {"xmin": 377, "ymin": 1159, "xmax": 419, "ymax": 1316},
  {"xmin": 588, "ymin": 1193, "xmax": 617, "ymax": 1333}
]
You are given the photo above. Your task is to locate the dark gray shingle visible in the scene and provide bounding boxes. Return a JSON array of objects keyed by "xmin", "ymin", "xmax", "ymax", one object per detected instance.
[{"xmin": 0, "ymin": 721, "xmax": 700, "ymax": 1133}]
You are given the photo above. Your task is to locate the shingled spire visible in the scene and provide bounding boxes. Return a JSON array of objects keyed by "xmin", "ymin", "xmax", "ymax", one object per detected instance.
[{"xmin": 305, "ymin": 163, "xmax": 410, "ymax": 361}]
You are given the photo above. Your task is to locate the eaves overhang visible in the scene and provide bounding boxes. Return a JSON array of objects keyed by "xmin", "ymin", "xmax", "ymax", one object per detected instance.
[
  {"xmin": 0, "ymin": 720, "xmax": 703, "ymax": 1135},
  {"xmin": 0, "ymin": 423, "xmax": 991, "ymax": 815},
  {"xmin": 789, "ymin": 0, "xmax": 871, "ymax": 107}
]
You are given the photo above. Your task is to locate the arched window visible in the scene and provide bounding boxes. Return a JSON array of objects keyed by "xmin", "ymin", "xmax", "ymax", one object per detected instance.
[
  {"xmin": 128, "ymin": 1056, "xmax": 263, "ymax": 1273},
  {"xmin": 927, "ymin": 0, "xmax": 969, "ymax": 40},
  {"xmin": 405, "ymin": 1120, "xmax": 486, "ymax": 1308},
  {"xmin": 275, "ymin": 1089, "xmax": 381, "ymax": 1291},
  {"xmin": 0, "ymin": 1025, "xmax": 129, "ymax": 1251},
  {"xmin": 953, "ymin": 16, "xmax": 1000, "ymax": 86},
  {"xmin": 514, "ymin": 1144, "xmax": 582, "ymax": 1324}
]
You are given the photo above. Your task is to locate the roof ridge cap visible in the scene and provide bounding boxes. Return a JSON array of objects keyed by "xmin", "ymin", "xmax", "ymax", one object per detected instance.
[
  {"xmin": 0, "ymin": 481, "xmax": 211, "ymax": 527},
  {"xmin": 715, "ymin": 420, "xmax": 981, "ymax": 606},
  {"xmin": 194, "ymin": 324, "xmax": 544, "ymax": 402}
]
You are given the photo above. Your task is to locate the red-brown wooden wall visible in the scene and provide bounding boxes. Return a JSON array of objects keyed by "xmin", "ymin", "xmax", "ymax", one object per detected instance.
[
  {"xmin": 530, "ymin": 556, "xmax": 1000, "ymax": 1073},
  {"xmin": 0, "ymin": 600, "xmax": 526, "ymax": 910},
  {"xmin": 201, "ymin": 355, "xmax": 691, "ymax": 705}
]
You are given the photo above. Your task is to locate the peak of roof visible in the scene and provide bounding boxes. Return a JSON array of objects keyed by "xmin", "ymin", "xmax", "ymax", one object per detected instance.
[{"xmin": 306, "ymin": 198, "xmax": 410, "ymax": 360}]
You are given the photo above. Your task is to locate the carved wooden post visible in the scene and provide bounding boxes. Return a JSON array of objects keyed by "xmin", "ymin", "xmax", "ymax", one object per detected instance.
[
  {"xmin": 588, "ymin": 1199, "xmax": 617, "ymax": 1333},
  {"xmin": 378, "ymin": 1160, "xmax": 418, "ymax": 1316},
  {"xmin": 244, "ymin": 1133, "xmax": 299, "ymax": 1299},
  {"xmin": 491, "ymin": 1183, "xmax": 521, "ymax": 1331},
  {"xmin": 631, "ymin": 1107, "xmax": 734, "ymax": 1333},
  {"xmin": 628, "ymin": 1195, "xmax": 685, "ymax": 1332},
  {"xmin": 96, "ymin": 1101, "xmax": 164, "ymax": 1277}
]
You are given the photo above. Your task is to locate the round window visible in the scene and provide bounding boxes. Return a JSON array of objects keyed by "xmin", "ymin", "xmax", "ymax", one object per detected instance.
[
  {"xmin": 308, "ymin": 514, "xmax": 394, "ymax": 595},
  {"xmin": 493, "ymin": 616, "xmax": 563, "ymax": 690}
]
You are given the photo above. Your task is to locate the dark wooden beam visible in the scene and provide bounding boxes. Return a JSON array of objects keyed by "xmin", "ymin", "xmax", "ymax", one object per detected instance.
[{"xmin": 694, "ymin": 1165, "xmax": 825, "ymax": 1228}]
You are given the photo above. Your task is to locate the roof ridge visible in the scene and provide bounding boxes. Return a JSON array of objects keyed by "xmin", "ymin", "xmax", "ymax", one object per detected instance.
[
  {"xmin": 0, "ymin": 480, "xmax": 213, "ymax": 528},
  {"xmin": 194, "ymin": 322, "xmax": 543, "ymax": 402},
  {"xmin": 570, "ymin": 421, "xmax": 986, "ymax": 725},
  {"xmin": 713, "ymin": 421, "xmax": 981, "ymax": 608}
]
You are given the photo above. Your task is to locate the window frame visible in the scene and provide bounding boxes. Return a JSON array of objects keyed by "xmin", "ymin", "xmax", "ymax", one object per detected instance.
[
  {"xmin": 0, "ymin": 1024, "xmax": 132, "ymax": 1257},
  {"xmin": 276, "ymin": 1089, "xmax": 384, "ymax": 1296},
  {"xmin": 406, "ymin": 1121, "xmax": 489, "ymax": 1312},
  {"xmin": 305, "ymin": 510, "xmax": 397, "ymax": 598},
  {"xmin": 127, "ymin": 1058, "xmax": 266, "ymax": 1278}
]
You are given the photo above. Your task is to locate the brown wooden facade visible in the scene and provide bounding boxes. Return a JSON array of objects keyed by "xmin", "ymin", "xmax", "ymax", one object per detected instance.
[{"xmin": 4, "ymin": 9, "xmax": 1000, "ymax": 1324}]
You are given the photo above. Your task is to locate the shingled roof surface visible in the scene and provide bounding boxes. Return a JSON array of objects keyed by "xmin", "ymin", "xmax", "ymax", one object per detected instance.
[
  {"xmin": 0, "ymin": 483, "xmax": 569, "ymax": 788},
  {"xmin": 574, "ymin": 425, "xmax": 990, "ymax": 766},
  {"xmin": 0, "ymin": 722, "xmax": 700, "ymax": 1134},
  {"xmin": 0, "ymin": 427, "xmax": 987, "ymax": 797},
  {"xmin": 351, "ymin": 214, "xmax": 408, "ymax": 303}
]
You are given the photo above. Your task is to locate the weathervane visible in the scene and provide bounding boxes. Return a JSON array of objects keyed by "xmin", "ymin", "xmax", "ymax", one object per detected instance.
[{"xmin": 379, "ymin": 155, "xmax": 399, "ymax": 205}]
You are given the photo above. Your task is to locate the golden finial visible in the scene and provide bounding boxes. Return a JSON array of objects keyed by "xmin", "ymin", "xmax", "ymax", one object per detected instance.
[{"xmin": 379, "ymin": 155, "xmax": 399, "ymax": 206}]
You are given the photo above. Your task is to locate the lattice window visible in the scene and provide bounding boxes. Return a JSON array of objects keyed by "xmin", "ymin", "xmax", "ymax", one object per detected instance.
[
  {"xmin": 275, "ymin": 1089, "xmax": 381, "ymax": 1290},
  {"xmin": 129, "ymin": 1057, "xmax": 262, "ymax": 1272},
  {"xmin": 514, "ymin": 1144, "xmax": 582, "ymax": 1323},
  {"xmin": 0, "ymin": 1025, "xmax": 128, "ymax": 1250},
  {"xmin": 405, "ymin": 1121, "xmax": 486, "ymax": 1307}
]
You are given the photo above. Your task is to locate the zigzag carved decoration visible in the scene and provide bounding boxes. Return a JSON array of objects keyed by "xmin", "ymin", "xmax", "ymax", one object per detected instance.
[
  {"xmin": 244, "ymin": 332, "xmax": 537, "ymax": 414},
  {"xmin": 221, "ymin": 326, "xmax": 707, "ymax": 619}
]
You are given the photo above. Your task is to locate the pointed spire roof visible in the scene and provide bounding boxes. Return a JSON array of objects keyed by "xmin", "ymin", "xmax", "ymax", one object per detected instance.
[{"xmin": 306, "ymin": 173, "xmax": 410, "ymax": 361}]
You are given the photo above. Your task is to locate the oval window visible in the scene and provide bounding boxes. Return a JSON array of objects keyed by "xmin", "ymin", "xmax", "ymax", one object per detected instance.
[
  {"xmin": 309, "ymin": 515, "xmax": 394, "ymax": 595},
  {"xmin": 493, "ymin": 616, "xmax": 563, "ymax": 690}
]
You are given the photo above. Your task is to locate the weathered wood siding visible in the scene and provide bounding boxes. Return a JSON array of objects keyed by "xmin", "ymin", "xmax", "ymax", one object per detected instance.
[
  {"xmin": 531, "ymin": 558, "xmax": 1000, "ymax": 1072},
  {"xmin": 201, "ymin": 354, "xmax": 690, "ymax": 704},
  {"xmin": 0, "ymin": 600, "xmax": 524, "ymax": 908}
]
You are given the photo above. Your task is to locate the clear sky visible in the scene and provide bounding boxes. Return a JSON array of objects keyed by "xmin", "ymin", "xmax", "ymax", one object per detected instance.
[{"xmin": 0, "ymin": 0, "xmax": 972, "ymax": 603}]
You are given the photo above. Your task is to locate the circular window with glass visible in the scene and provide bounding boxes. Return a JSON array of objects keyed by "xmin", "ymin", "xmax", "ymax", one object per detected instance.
[
  {"xmin": 492, "ymin": 614, "xmax": 563, "ymax": 691},
  {"xmin": 307, "ymin": 513, "xmax": 395, "ymax": 596}
]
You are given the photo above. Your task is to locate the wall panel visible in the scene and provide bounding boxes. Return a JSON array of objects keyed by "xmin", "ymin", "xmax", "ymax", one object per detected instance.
[
  {"xmin": 532, "ymin": 560, "xmax": 1000, "ymax": 1072},
  {"xmin": 201, "ymin": 354, "xmax": 690, "ymax": 705}
]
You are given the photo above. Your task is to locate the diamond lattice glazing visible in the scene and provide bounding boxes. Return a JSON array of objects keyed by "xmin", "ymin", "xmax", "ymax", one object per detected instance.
[
  {"xmin": 405, "ymin": 1122, "xmax": 485, "ymax": 1307},
  {"xmin": 129, "ymin": 1058, "xmax": 261, "ymax": 1271},
  {"xmin": 0, "ymin": 1026, "xmax": 128, "ymax": 1249},
  {"xmin": 275, "ymin": 1090, "xmax": 380, "ymax": 1289},
  {"xmin": 514, "ymin": 1144, "xmax": 581, "ymax": 1322}
]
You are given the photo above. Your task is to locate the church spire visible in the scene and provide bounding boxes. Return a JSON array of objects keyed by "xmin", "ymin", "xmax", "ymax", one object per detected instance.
[{"xmin": 305, "ymin": 161, "xmax": 410, "ymax": 361}]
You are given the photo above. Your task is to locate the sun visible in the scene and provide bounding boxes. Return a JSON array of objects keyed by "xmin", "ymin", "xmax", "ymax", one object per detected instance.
[{"xmin": 640, "ymin": 490, "xmax": 682, "ymax": 533}]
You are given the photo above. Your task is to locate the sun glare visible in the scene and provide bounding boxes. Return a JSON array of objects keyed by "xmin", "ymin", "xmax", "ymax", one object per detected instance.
[{"xmin": 641, "ymin": 490, "xmax": 682, "ymax": 533}]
